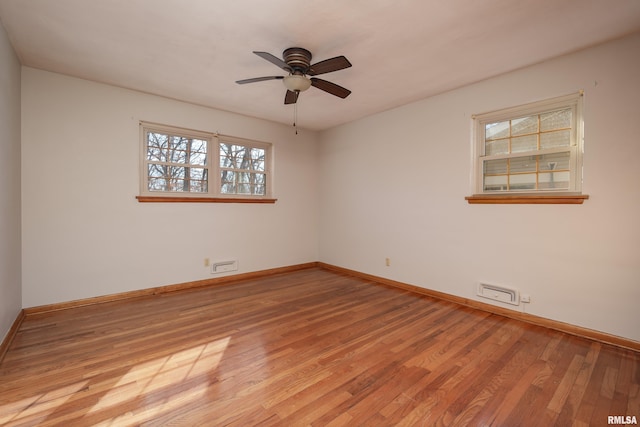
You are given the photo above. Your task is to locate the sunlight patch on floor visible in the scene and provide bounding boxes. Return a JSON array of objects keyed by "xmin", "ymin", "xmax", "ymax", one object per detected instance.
[
  {"xmin": 0, "ymin": 336, "xmax": 231, "ymax": 426},
  {"xmin": 0, "ymin": 381, "xmax": 89, "ymax": 426},
  {"xmin": 87, "ymin": 336, "xmax": 231, "ymax": 418}
]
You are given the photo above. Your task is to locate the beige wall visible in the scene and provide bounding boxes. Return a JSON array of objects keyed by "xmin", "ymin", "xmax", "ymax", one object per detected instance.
[
  {"xmin": 318, "ymin": 33, "xmax": 640, "ymax": 341},
  {"xmin": 21, "ymin": 69, "xmax": 320, "ymax": 307},
  {"xmin": 0, "ymin": 20, "xmax": 22, "ymax": 341}
]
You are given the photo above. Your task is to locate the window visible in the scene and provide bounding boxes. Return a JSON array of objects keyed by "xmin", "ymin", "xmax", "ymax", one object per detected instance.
[
  {"xmin": 219, "ymin": 142, "xmax": 268, "ymax": 196},
  {"xmin": 468, "ymin": 93, "xmax": 587, "ymax": 204},
  {"xmin": 139, "ymin": 122, "xmax": 274, "ymax": 202}
]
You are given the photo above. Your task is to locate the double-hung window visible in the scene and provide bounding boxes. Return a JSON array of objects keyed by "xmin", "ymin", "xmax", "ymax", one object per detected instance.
[
  {"xmin": 468, "ymin": 93, "xmax": 587, "ymax": 204},
  {"xmin": 139, "ymin": 122, "xmax": 274, "ymax": 202}
]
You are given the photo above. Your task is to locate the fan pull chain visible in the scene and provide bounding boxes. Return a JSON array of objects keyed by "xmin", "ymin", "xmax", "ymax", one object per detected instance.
[{"xmin": 293, "ymin": 95, "xmax": 298, "ymax": 135}]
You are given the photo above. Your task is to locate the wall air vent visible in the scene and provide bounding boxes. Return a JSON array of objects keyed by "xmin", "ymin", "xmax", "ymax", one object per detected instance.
[
  {"xmin": 477, "ymin": 282, "xmax": 520, "ymax": 306},
  {"xmin": 211, "ymin": 259, "xmax": 238, "ymax": 274}
]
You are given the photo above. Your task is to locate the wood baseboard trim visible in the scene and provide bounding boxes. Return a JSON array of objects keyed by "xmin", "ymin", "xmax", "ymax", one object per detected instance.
[
  {"xmin": 24, "ymin": 262, "xmax": 319, "ymax": 316},
  {"xmin": 318, "ymin": 262, "xmax": 640, "ymax": 352},
  {"xmin": 19, "ymin": 261, "xmax": 638, "ymax": 352},
  {"xmin": 0, "ymin": 309, "xmax": 25, "ymax": 363}
]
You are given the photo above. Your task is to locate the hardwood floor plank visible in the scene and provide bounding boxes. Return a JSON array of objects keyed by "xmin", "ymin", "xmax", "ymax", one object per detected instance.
[
  {"xmin": 554, "ymin": 341, "xmax": 601, "ymax": 426},
  {"xmin": 0, "ymin": 267, "xmax": 638, "ymax": 426},
  {"xmin": 463, "ymin": 327, "xmax": 552, "ymax": 425}
]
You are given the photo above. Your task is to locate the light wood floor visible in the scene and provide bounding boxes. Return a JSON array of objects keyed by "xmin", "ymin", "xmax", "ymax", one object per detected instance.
[{"xmin": 1, "ymin": 268, "xmax": 638, "ymax": 426}]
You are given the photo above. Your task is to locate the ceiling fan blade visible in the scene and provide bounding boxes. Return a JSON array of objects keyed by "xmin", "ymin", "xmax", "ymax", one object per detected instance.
[
  {"xmin": 236, "ymin": 76, "xmax": 284, "ymax": 84},
  {"xmin": 308, "ymin": 56, "xmax": 352, "ymax": 76},
  {"xmin": 253, "ymin": 51, "xmax": 292, "ymax": 72},
  {"xmin": 310, "ymin": 78, "xmax": 351, "ymax": 99},
  {"xmin": 284, "ymin": 90, "xmax": 299, "ymax": 104}
]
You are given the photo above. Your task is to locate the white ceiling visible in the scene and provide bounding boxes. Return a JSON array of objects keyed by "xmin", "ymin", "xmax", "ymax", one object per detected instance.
[{"xmin": 1, "ymin": 0, "xmax": 639, "ymax": 131}]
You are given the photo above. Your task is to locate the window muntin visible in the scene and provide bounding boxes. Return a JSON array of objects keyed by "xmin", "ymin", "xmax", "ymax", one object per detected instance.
[
  {"xmin": 474, "ymin": 93, "xmax": 583, "ymax": 194},
  {"xmin": 140, "ymin": 123, "xmax": 272, "ymax": 199}
]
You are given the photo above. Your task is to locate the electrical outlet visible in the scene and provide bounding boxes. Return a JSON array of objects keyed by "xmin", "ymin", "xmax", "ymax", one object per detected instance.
[
  {"xmin": 204, "ymin": 258, "xmax": 210, "ymax": 267},
  {"xmin": 385, "ymin": 257, "xmax": 391, "ymax": 267},
  {"xmin": 521, "ymin": 294, "xmax": 531, "ymax": 303}
]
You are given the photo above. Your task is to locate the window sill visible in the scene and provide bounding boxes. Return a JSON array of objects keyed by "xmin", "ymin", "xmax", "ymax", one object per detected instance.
[
  {"xmin": 136, "ymin": 196, "xmax": 277, "ymax": 204},
  {"xmin": 465, "ymin": 194, "xmax": 589, "ymax": 204}
]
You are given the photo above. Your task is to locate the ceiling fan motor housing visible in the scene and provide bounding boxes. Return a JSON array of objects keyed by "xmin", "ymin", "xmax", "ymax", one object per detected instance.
[{"xmin": 283, "ymin": 47, "xmax": 312, "ymax": 74}]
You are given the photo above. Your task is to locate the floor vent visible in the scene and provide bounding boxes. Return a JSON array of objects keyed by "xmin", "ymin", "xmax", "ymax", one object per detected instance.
[{"xmin": 477, "ymin": 282, "xmax": 520, "ymax": 305}]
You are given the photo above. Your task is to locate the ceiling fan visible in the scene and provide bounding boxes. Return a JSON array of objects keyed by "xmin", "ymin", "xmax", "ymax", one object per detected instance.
[{"xmin": 236, "ymin": 47, "xmax": 352, "ymax": 104}]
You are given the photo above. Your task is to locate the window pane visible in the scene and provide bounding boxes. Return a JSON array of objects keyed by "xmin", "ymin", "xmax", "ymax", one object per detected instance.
[
  {"xmin": 221, "ymin": 170, "xmax": 234, "ymax": 183},
  {"xmin": 191, "ymin": 139, "xmax": 207, "ymax": 153},
  {"xmin": 238, "ymin": 184, "xmax": 251, "ymax": 194},
  {"xmin": 509, "ymin": 173, "xmax": 536, "ymax": 190},
  {"xmin": 147, "ymin": 146, "xmax": 163, "ymax": 162},
  {"xmin": 254, "ymin": 173, "xmax": 266, "ymax": 195},
  {"xmin": 484, "ymin": 158, "xmax": 508, "ymax": 175},
  {"xmin": 190, "ymin": 178, "xmax": 208, "ymax": 193},
  {"xmin": 540, "ymin": 108, "xmax": 571, "ymax": 131},
  {"xmin": 170, "ymin": 136, "xmax": 188, "ymax": 152},
  {"xmin": 540, "ymin": 130, "xmax": 570, "ymax": 149},
  {"xmin": 148, "ymin": 177, "xmax": 167, "ymax": 192},
  {"xmin": 168, "ymin": 166, "xmax": 185, "ymax": 179},
  {"xmin": 484, "ymin": 175, "xmax": 508, "ymax": 192},
  {"xmin": 147, "ymin": 132, "xmax": 168, "ymax": 161},
  {"xmin": 218, "ymin": 171, "xmax": 266, "ymax": 195},
  {"xmin": 189, "ymin": 139, "xmax": 207, "ymax": 166},
  {"xmin": 147, "ymin": 132, "xmax": 167, "ymax": 149},
  {"xmin": 166, "ymin": 179, "xmax": 186, "ymax": 192},
  {"xmin": 169, "ymin": 136, "xmax": 188, "ymax": 164},
  {"xmin": 190, "ymin": 183, "xmax": 206, "ymax": 192},
  {"xmin": 538, "ymin": 171, "xmax": 570, "ymax": 190},
  {"xmin": 221, "ymin": 183, "xmax": 235, "ymax": 194},
  {"xmin": 254, "ymin": 173, "xmax": 266, "ymax": 185},
  {"xmin": 233, "ymin": 145, "xmax": 247, "ymax": 168},
  {"xmin": 162, "ymin": 136, "xmax": 209, "ymax": 166},
  {"xmin": 190, "ymin": 152, "xmax": 207, "ymax": 166},
  {"xmin": 511, "ymin": 134, "xmax": 537, "ymax": 153},
  {"xmin": 220, "ymin": 143, "xmax": 255, "ymax": 169},
  {"xmin": 148, "ymin": 164, "xmax": 191, "ymax": 192},
  {"xmin": 190, "ymin": 167, "xmax": 206, "ymax": 180},
  {"xmin": 220, "ymin": 143, "xmax": 242, "ymax": 168},
  {"xmin": 510, "ymin": 156, "xmax": 536, "ymax": 174},
  {"xmin": 540, "ymin": 151, "xmax": 570, "ymax": 171},
  {"xmin": 485, "ymin": 121, "xmax": 509, "ymax": 140},
  {"xmin": 485, "ymin": 139, "xmax": 508, "ymax": 156},
  {"xmin": 236, "ymin": 171, "xmax": 250, "ymax": 194},
  {"xmin": 221, "ymin": 170, "xmax": 235, "ymax": 194},
  {"xmin": 220, "ymin": 143, "xmax": 231, "ymax": 168},
  {"xmin": 251, "ymin": 148, "xmax": 265, "ymax": 171},
  {"xmin": 148, "ymin": 164, "xmax": 165, "ymax": 178},
  {"xmin": 511, "ymin": 115, "xmax": 538, "ymax": 136},
  {"xmin": 251, "ymin": 148, "xmax": 265, "ymax": 159},
  {"xmin": 237, "ymin": 172, "xmax": 248, "ymax": 183}
]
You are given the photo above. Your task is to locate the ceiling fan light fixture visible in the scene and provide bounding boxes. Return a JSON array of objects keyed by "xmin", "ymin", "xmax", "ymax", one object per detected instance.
[{"xmin": 283, "ymin": 74, "xmax": 311, "ymax": 92}]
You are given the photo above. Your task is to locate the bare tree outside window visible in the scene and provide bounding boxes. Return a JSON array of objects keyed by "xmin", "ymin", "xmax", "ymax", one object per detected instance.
[
  {"xmin": 146, "ymin": 132, "xmax": 208, "ymax": 193},
  {"xmin": 220, "ymin": 143, "xmax": 266, "ymax": 195}
]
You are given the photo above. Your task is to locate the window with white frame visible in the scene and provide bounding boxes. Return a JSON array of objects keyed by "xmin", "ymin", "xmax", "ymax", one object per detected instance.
[
  {"xmin": 140, "ymin": 122, "xmax": 272, "ymax": 199},
  {"xmin": 472, "ymin": 93, "xmax": 584, "ymax": 195}
]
